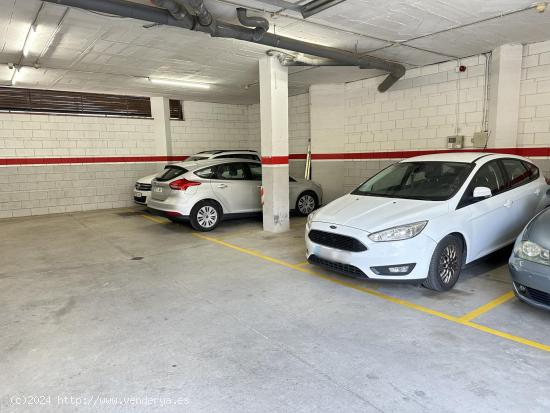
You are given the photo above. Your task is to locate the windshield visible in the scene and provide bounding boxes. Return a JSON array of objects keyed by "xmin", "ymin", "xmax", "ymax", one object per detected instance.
[
  {"xmin": 186, "ymin": 155, "xmax": 209, "ymax": 161},
  {"xmin": 351, "ymin": 161, "xmax": 474, "ymax": 201}
]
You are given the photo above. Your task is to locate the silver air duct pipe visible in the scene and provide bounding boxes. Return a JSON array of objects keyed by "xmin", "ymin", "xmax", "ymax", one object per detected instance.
[{"xmin": 43, "ymin": 0, "xmax": 406, "ymax": 92}]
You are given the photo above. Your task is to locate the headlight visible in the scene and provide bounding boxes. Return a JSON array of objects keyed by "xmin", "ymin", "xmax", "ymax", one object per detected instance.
[
  {"xmin": 515, "ymin": 240, "xmax": 550, "ymax": 266},
  {"xmin": 368, "ymin": 221, "xmax": 428, "ymax": 242}
]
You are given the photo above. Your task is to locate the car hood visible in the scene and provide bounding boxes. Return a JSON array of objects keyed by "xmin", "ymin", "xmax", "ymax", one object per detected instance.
[
  {"xmin": 312, "ymin": 194, "xmax": 449, "ymax": 233},
  {"xmin": 525, "ymin": 207, "xmax": 550, "ymax": 249},
  {"xmin": 137, "ymin": 174, "xmax": 157, "ymax": 184}
]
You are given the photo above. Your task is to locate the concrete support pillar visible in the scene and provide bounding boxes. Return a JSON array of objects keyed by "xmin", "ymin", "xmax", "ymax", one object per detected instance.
[
  {"xmin": 259, "ymin": 55, "xmax": 290, "ymax": 233},
  {"xmin": 309, "ymin": 84, "xmax": 346, "ymax": 203},
  {"xmin": 487, "ymin": 43, "xmax": 523, "ymax": 148},
  {"xmin": 150, "ymin": 97, "xmax": 172, "ymax": 156}
]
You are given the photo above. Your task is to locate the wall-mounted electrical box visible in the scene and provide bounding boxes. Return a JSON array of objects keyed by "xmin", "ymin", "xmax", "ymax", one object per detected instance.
[
  {"xmin": 447, "ymin": 135, "xmax": 464, "ymax": 149},
  {"xmin": 472, "ymin": 131, "xmax": 489, "ymax": 148}
]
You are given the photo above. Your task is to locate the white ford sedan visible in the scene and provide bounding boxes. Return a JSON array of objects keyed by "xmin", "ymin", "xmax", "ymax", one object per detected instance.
[{"xmin": 306, "ymin": 152, "xmax": 550, "ymax": 291}]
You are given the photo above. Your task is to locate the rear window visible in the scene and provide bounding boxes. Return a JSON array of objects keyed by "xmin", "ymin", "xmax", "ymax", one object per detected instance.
[
  {"xmin": 156, "ymin": 166, "xmax": 187, "ymax": 182},
  {"xmin": 501, "ymin": 159, "xmax": 530, "ymax": 188},
  {"xmin": 522, "ymin": 161, "xmax": 540, "ymax": 181}
]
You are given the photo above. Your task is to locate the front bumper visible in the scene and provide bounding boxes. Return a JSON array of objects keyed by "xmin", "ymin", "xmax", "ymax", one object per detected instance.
[
  {"xmin": 305, "ymin": 221, "xmax": 436, "ymax": 281},
  {"xmin": 133, "ymin": 189, "xmax": 150, "ymax": 205},
  {"xmin": 509, "ymin": 255, "xmax": 550, "ymax": 311}
]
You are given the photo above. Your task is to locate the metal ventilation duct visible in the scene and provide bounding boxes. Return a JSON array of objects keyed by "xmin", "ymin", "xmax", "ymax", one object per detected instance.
[{"xmin": 42, "ymin": 0, "xmax": 406, "ymax": 92}]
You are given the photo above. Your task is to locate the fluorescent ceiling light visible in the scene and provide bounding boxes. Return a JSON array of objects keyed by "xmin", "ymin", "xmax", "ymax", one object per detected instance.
[
  {"xmin": 149, "ymin": 78, "xmax": 211, "ymax": 89},
  {"xmin": 22, "ymin": 25, "xmax": 37, "ymax": 58}
]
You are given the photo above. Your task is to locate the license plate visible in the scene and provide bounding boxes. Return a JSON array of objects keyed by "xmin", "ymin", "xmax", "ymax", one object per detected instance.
[
  {"xmin": 135, "ymin": 192, "xmax": 142, "ymax": 197},
  {"xmin": 154, "ymin": 187, "xmax": 163, "ymax": 193}
]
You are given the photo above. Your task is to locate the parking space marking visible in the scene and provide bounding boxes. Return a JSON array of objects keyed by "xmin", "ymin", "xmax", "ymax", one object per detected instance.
[
  {"xmin": 141, "ymin": 214, "xmax": 169, "ymax": 224},
  {"xmin": 193, "ymin": 233, "xmax": 550, "ymax": 353},
  {"xmin": 458, "ymin": 291, "xmax": 515, "ymax": 322},
  {"xmin": 294, "ymin": 261, "xmax": 310, "ymax": 266}
]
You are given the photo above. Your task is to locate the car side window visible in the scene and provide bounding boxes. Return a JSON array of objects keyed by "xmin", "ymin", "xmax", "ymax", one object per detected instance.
[
  {"xmin": 194, "ymin": 166, "xmax": 216, "ymax": 179},
  {"xmin": 458, "ymin": 161, "xmax": 506, "ymax": 208},
  {"xmin": 247, "ymin": 163, "xmax": 262, "ymax": 180},
  {"xmin": 501, "ymin": 159, "xmax": 530, "ymax": 189},
  {"xmin": 522, "ymin": 161, "xmax": 540, "ymax": 182},
  {"xmin": 216, "ymin": 162, "xmax": 247, "ymax": 180}
]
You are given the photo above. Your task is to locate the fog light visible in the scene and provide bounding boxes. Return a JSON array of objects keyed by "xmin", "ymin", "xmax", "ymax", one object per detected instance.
[
  {"xmin": 518, "ymin": 284, "xmax": 527, "ymax": 293},
  {"xmin": 371, "ymin": 263, "xmax": 416, "ymax": 276},
  {"xmin": 389, "ymin": 265, "xmax": 411, "ymax": 273}
]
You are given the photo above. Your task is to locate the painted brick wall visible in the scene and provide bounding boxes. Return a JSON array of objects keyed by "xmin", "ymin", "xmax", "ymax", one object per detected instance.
[
  {"xmin": 519, "ymin": 40, "xmax": 550, "ymax": 149},
  {"xmin": 0, "ymin": 112, "xmax": 161, "ymax": 219},
  {"xmin": 344, "ymin": 55, "xmax": 486, "ymax": 153},
  {"xmin": 0, "ymin": 100, "xmax": 254, "ymax": 219},
  {"xmin": 246, "ymin": 93, "xmax": 310, "ymax": 178},
  {"xmin": 171, "ymin": 101, "xmax": 252, "ymax": 155}
]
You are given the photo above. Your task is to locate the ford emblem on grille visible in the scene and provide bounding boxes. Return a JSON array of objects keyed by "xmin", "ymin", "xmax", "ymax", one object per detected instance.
[{"xmin": 330, "ymin": 225, "xmax": 337, "ymax": 229}]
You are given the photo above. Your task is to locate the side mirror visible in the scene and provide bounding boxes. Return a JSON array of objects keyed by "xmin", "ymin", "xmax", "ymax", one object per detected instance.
[{"xmin": 473, "ymin": 186, "xmax": 492, "ymax": 199}]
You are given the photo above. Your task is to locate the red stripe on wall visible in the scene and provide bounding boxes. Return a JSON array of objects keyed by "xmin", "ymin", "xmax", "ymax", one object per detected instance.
[
  {"xmin": 1, "ymin": 147, "xmax": 548, "ymax": 166},
  {"xmin": 261, "ymin": 156, "xmax": 289, "ymax": 165},
  {"xmin": 0, "ymin": 155, "xmax": 188, "ymax": 166},
  {"xmin": 307, "ymin": 147, "xmax": 550, "ymax": 160}
]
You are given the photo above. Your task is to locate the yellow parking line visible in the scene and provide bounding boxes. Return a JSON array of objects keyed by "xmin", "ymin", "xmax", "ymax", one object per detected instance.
[
  {"xmin": 193, "ymin": 233, "xmax": 460, "ymax": 323},
  {"xmin": 141, "ymin": 214, "xmax": 169, "ymax": 224},
  {"xmin": 458, "ymin": 291, "xmax": 516, "ymax": 322},
  {"xmin": 193, "ymin": 233, "xmax": 550, "ymax": 353},
  {"xmin": 294, "ymin": 261, "xmax": 310, "ymax": 266}
]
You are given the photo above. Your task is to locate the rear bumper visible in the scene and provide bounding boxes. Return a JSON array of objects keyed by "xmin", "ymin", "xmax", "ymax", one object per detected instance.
[
  {"xmin": 509, "ymin": 256, "xmax": 550, "ymax": 311},
  {"xmin": 147, "ymin": 207, "xmax": 189, "ymax": 221}
]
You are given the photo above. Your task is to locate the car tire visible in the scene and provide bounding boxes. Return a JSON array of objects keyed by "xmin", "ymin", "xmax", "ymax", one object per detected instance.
[
  {"xmin": 423, "ymin": 234, "xmax": 463, "ymax": 292},
  {"xmin": 295, "ymin": 191, "xmax": 318, "ymax": 216},
  {"xmin": 190, "ymin": 200, "xmax": 222, "ymax": 232}
]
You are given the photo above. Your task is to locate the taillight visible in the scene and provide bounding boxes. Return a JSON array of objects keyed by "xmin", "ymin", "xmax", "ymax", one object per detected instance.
[{"xmin": 169, "ymin": 179, "xmax": 201, "ymax": 191}]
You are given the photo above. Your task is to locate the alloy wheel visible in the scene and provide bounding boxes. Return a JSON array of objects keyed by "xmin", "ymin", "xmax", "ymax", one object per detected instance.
[
  {"xmin": 197, "ymin": 206, "xmax": 218, "ymax": 229},
  {"xmin": 438, "ymin": 244, "xmax": 459, "ymax": 284},
  {"xmin": 298, "ymin": 194, "xmax": 316, "ymax": 215}
]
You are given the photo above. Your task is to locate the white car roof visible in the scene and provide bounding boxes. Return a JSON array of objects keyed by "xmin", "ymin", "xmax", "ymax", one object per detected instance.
[
  {"xmin": 400, "ymin": 152, "xmax": 525, "ymax": 164},
  {"xmin": 167, "ymin": 157, "xmax": 260, "ymax": 170}
]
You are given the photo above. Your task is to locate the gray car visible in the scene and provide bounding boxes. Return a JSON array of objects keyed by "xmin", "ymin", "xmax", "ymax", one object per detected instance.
[{"xmin": 509, "ymin": 202, "xmax": 550, "ymax": 310}]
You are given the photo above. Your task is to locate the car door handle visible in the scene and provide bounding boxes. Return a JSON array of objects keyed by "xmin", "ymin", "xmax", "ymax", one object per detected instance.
[
  {"xmin": 503, "ymin": 200, "xmax": 513, "ymax": 208},
  {"xmin": 217, "ymin": 184, "xmax": 228, "ymax": 189}
]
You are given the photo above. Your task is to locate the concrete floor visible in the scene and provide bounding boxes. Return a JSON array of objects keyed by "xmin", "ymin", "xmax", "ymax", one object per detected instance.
[{"xmin": 1, "ymin": 208, "xmax": 550, "ymax": 413}]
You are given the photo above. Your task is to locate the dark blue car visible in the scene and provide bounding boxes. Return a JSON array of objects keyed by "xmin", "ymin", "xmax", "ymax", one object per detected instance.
[{"xmin": 509, "ymin": 204, "xmax": 550, "ymax": 310}]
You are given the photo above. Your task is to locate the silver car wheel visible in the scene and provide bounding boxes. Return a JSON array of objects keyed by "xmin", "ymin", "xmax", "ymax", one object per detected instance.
[
  {"xmin": 298, "ymin": 194, "xmax": 316, "ymax": 215},
  {"xmin": 438, "ymin": 244, "xmax": 459, "ymax": 284},
  {"xmin": 197, "ymin": 206, "xmax": 218, "ymax": 229}
]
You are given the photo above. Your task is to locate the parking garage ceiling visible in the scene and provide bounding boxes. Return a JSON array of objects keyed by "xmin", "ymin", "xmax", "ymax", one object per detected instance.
[{"xmin": 1, "ymin": 0, "xmax": 550, "ymax": 104}]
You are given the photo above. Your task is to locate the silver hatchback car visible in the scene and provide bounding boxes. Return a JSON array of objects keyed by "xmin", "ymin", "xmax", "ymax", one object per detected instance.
[{"xmin": 146, "ymin": 158, "xmax": 323, "ymax": 231}]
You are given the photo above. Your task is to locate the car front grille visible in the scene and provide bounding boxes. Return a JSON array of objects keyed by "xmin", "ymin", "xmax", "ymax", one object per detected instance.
[
  {"xmin": 135, "ymin": 183, "xmax": 152, "ymax": 191},
  {"xmin": 523, "ymin": 286, "xmax": 550, "ymax": 306},
  {"xmin": 308, "ymin": 255, "xmax": 368, "ymax": 279},
  {"xmin": 308, "ymin": 230, "xmax": 367, "ymax": 252}
]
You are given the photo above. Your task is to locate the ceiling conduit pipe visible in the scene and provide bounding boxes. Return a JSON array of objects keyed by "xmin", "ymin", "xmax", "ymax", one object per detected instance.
[
  {"xmin": 185, "ymin": 0, "xmax": 216, "ymax": 34},
  {"xmin": 151, "ymin": 0, "xmax": 191, "ymax": 22},
  {"xmin": 236, "ymin": 8, "xmax": 269, "ymax": 41},
  {"xmin": 42, "ymin": 0, "xmax": 406, "ymax": 92}
]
